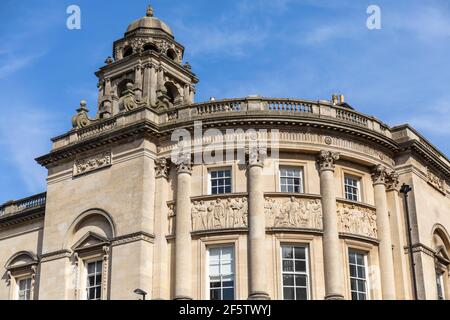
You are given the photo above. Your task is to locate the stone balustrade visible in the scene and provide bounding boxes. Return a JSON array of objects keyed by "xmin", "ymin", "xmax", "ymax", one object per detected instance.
[{"xmin": 0, "ymin": 193, "xmax": 47, "ymax": 217}]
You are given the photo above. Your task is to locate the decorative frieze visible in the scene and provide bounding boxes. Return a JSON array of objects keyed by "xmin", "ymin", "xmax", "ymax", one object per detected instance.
[
  {"xmin": 191, "ymin": 197, "xmax": 248, "ymax": 232},
  {"xmin": 265, "ymin": 196, "xmax": 322, "ymax": 229},
  {"xmin": 337, "ymin": 201, "xmax": 377, "ymax": 239},
  {"xmin": 427, "ymin": 168, "xmax": 446, "ymax": 194},
  {"xmin": 74, "ymin": 152, "xmax": 112, "ymax": 177}
]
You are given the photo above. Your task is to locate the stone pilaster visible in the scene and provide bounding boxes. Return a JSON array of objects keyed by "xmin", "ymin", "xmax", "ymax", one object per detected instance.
[
  {"xmin": 174, "ymin": 159, "xmax": 193, "ymax": 300},
  {"xmin": 134, "ymin": 65, "xmax": 143, "ymax": 100},
  {"xmin": 152, "ymin": 157, "xmax": 170, "ymax": 299},
  {"xmin": 317, "ymin": 150, "xmax": 344, "ymax": 300},
  {"xmin": 247, "ymin": 150, "xmax": 270, "ymax": 300},
  {"xmin": 371, "ymin": 164, "xmax": 396, "ymax": 299}
]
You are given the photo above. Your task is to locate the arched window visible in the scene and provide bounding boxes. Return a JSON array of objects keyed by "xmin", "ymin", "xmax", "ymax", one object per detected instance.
[
  {"xmin": 117, "ymin": 79, "xmax": 134, "ymax": 98},
  {"xmin": 432, "ymin": 225, "xmax": 450, "ymax": 300},
  {"xmin": 164, "ymin": 82, "xmax": 180, "ymax": 105},
  {"xmin": 65, "ymin": 209, "xmax": 115, "ymax": 300},
  {"xmin": 143, "ymin": 43, "xmax": 159, "ymax": 53},
  {"xmin": 123, "ymin": 46, "xmax": 133, "ymax": 58},
  {"xmin": 167, "ymin": 48, "xmax": 177, "ymax": 61},
  {"xmin": 5, "ymin": 251, "xmax": 38, "ymax": 300}
]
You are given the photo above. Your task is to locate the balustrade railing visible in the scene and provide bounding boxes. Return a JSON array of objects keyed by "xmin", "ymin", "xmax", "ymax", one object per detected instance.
[
  {"xmin": 196, "ymin": 100, "xmax": 244, "ymax": 115},
  {"xmin": 335, "ymin": 108, "xmax": 368, "ymax": 127},
  {"xmin": 266, "ymin": 99, "xmax": 313, "ymax": 113},
  {"xmin": 0, "ymin": 192, "xmax": 46, "ymax": 217}
]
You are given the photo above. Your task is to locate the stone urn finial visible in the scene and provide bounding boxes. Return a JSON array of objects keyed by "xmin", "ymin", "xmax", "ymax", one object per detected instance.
[{"xmin": 146, "ymin": 5, "xmax": 154, "ymax": 17}]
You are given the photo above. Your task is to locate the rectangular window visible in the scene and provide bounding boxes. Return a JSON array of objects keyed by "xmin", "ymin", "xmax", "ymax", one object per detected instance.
[
  {"xmin": 281, "ymin": 245, "xmax": 309, "ymax": 300},
  {"xmin": 280, "ymin": 167, "xmax": 304, "ymax": 193},
  {"xmin": 436, "ymin": 272, "xmax": 445, "ymax": 300},
  {"xmin": 209, "ymin": 169, "xmax": 232, "ymax": 195},
  {"xmin": 344, "ymin": 175, "xmax": 361, "ymax": 201},
  {"xmin": 17, "ymin": 278, "xmax": 32, "ymax": 300},
  {"xmin": 86, "ymin": 260, "xmax": 103, "ymax": 300},
  {"xmin": 208, "ymin": 246, "xmax": 235, "ymax": 300},
  {"xmin": 348, "ymin": 250, "xmax": 369, "ymax": 300}
]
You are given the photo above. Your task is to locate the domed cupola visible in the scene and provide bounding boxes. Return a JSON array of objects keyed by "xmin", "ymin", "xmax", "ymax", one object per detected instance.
[
  {"xmin": 125, "ymin": 6, "xmax": 174, "ymax": 37},
  {"xmin": 93, "ymin": 5, "xmax": 198, "ymax": 119}
]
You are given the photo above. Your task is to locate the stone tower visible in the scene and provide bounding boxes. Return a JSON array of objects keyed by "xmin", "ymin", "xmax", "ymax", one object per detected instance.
[{"xmin": 94, "ymin": 5, "xmax": 198, "ymax": 118}]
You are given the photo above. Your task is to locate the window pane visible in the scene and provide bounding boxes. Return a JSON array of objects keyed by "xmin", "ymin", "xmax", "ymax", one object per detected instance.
[
  {"xmin": 283, "ymin": 287, "xmax": 295, "ymax": 300},
  {"xmin": 223, "ymin": 288, "xmax": 234, "ymax": 300},
  {"xmin": 210, "ymin": 289, "xmax": 221, "ymax": 300},
  {"xmin": 295, "ymin": 275, "xmax": 307, "ymax": 287},
  {"xmin": 282, "ymin": 247, "xmax": 293, "ymax": 259},
  {"xmin": 282, "ymin": 260, "xmax": 294, "ymax": 272},
  {"xmin": 296, "ymin": 287, "xmax": 308, "ymax": 300},
  {"xmin": 283, "ymin": 274, "xmax": 294, "ymax": 286},
  {"xmin": 295, "ymin": 260, "xmax": 306, "ymax": 273}
]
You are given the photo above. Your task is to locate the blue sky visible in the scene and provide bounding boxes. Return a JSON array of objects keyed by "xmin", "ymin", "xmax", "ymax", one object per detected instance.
[{"xmin": 0, "ymin": 0, "xmax": 449, "ymax": 201}]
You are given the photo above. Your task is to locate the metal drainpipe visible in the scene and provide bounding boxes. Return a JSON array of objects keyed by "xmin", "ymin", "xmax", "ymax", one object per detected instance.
[{"xmin": 400, "ymin": 183, "xmax": 418, "ymax": 300}]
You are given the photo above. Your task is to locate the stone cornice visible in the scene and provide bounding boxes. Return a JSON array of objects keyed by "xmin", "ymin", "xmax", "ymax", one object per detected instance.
[
  {"xmin": 0, "ymin": 207, "xmax": 45, "ymax": 229},
  {"xmin": 398, "ymin": 140, "xmax": 450, "ymax": 180}
]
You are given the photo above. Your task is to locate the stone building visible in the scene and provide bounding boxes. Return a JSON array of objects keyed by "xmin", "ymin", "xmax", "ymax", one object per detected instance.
[{"xmin": 1, "ymin": 6, "xmax": 449, "ymax": 300}]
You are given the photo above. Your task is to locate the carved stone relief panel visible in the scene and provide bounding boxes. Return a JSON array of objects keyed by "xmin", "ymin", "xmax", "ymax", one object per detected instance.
[
  {"xmin": 265, "ymin": 196, "xmax": 323, "ymax": 230},
  {"xmin": 427, "ymin": 168, "xmax": 446, "ymax": 194},
  {"xmin": 191, "ymin": 197, "xmax": 248, "ymax": 232},
  {"xmin": 74, "ymin": 152, "xmax": 112, "ymax": 177},
  {"xmin": 337, "ymin": 201, "xmax": 377, "ymax": 239}
]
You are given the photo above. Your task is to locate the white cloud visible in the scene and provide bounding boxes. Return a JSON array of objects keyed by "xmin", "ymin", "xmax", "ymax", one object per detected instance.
[
  {"xmin": 0, "ymin": 106, "xmax": 61, "ymax": 194},
  {"xmin": 0, "ymin": 51, "xmax": 45, "ymax": 79},
  {"xmin": 405, "ymin": 97, "xmax": 450, "ymax": 136}
]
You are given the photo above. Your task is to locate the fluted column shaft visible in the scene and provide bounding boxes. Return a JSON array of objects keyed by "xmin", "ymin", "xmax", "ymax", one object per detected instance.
[
  {"xmin": 372, "ymin": 165, "xmax": 396, "ymax": 299},
  {"xmin": 247, "ymin": 161, "xmax": 269, "ymax": 300},
  {"xmin": 318, "ymin": 150, "xmax": 344, "ymax": 300},
  {"xmin": 175, "ymin": 162, "xmax": 192, "ymax": 300}
]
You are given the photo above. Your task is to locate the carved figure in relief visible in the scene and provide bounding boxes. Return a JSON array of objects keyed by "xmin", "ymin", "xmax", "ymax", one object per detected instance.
[
  {"xmin": 337, "ymin": 203, "xmax": 377, "ymax": 238},
  {"xmin": 265, "ymin": 197, "xmax": 322, "ymax": 229},
  {"xmin": 191, "ymin": 197, "xmax": 249, "ymax": 231}
]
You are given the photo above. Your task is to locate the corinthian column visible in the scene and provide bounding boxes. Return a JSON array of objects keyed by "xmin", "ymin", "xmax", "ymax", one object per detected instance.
[
  {"xmin": 371, "ymin": 165, "xmax": 396, "ymax": 299},
  {"xmin": 317, "ymin": 150, "xmax": 344, "ymax": 300},
  {"xmin": 175, "ymin": 160, "xmax": 193, "ymax": 300},
  {"xmin": 247, "ymin": 151, "xmax": 269, "ymax": 300}
]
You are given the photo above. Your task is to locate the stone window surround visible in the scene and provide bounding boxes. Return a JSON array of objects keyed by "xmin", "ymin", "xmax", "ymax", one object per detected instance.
[
  {"xmin": 343, "ymin": 239, "xmax": 378, "ymax": 300},
  {"xmin": 5, "ymin": 253, "xmax": 38, "ymax": 301},
  {"xmin": 198, "ymin": 235, "xmax": 241, "ymax": 300},
  {"xmin": 275, "ymin": 160, "xmax": 309, "ymax": 194},
  {"xmin": 202, "ymin": 162, "xmax": 236, "ymax": 196},
  {"xmin": 273, "ymin": 234, "xmax": 316, "ymax": 300},
  {"xmin": 341, "ymin": 169, "xmax": 365, "ymax": 203},
  {"xmin": 435, "ymin": 261, "xmax": 449, "ymax": 300},
  {"xmin": 73, "ymin": 245, "xmax": 110, "ymax": 301},
  {"xmin": 206, "ymin": 245, "xmax": 235, "ymax": 301}
]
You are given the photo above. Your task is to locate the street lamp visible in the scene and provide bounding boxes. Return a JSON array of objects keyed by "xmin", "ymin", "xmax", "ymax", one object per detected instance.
[
  {"xmin": 400, "ymin": 183, "xmax": 418, "ymax": 300},
  {"xmin": 133, "ymin": 288, "xmax": 147, "ymax": 300}
]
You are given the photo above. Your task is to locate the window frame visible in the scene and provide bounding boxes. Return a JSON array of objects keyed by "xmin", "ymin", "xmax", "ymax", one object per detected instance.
[
  {"xmin": 436, "ymin": 271, "xmax": 445, "ymax": 300},
  {"xmin": 206, "ymin": 245, "xmax": 236, "ymax": 301},
  {"xmin": 344, "ymin": 174, "xmax": 362, "ymax": 202},
  {"xmin": 279, "ymin": 166, "xmax": 305, "ymax": 194},
  {"xmin": 208, "ymin": 168, "xmax": 232, "ymax": 195},
  {"xmin": 348, "ymin": 249, "xmax": 370, "ymax": 300},
  {"xmin": 16, "ymin": 276, "xmax": 32, "ymax": 301},
  {"xmin": 84, "ymin": 259, "xmax": 104, "ymax": 301},
  {"xmin": 280, "ymin": 244, "xmax": 311, "ymax": 300}
]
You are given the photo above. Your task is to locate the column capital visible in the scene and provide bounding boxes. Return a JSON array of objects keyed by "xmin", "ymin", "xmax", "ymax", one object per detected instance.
[
  {"xmin": 245, "ymin": 147, "xmax": 267, "ymax": 168},
  {"xmin": 371, "ymin": 164, "xmax": 395, "ymax": 186},
  {"xmin": 317, "ymin": 150, "xmax": 340, "ymax": 172},
  {"xmin": 155, "ymin": 157, "xmax": 169, "ymax": 179},
  {"xmin": 386, "ymin": 170, "xmax": 400, "ymax": 191},
  {"xmin": 176, "ymin": 160, "xmax": 192, "ymax": 175}
]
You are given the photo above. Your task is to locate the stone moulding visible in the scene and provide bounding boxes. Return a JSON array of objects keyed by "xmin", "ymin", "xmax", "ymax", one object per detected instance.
[
  {"xmin": 336, "ymin": 200, "xmax": 377, "ymax": 239},
  {"xmin": 73, "ymin": 151, "xmax": 112, "ymax": 177}
]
